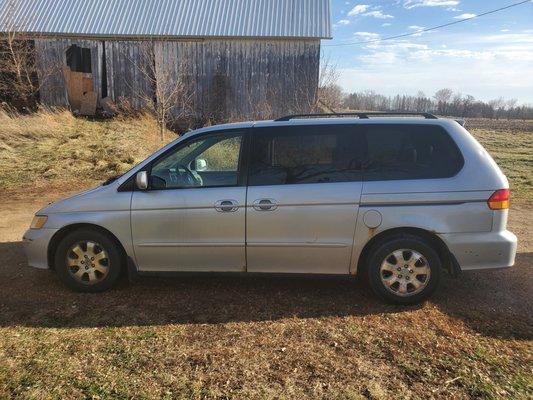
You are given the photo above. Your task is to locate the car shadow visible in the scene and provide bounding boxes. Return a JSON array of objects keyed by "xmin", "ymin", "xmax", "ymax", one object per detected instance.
[{"xmin": 0, "ymin": 241, "xmax": 531, "ymax": 339}]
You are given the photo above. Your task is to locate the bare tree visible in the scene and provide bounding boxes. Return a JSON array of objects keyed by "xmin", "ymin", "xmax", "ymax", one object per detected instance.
[
  {"xmin": 0, "ymin": 0, "xmax": 57, "ymax": 110},
  {"xmin": 124, "ymin": 41, "xmax": 194, "ymax": 140},
  {"xmin": 433, "ymin": 88, "xmax": 453, "ymax": 115},
  {"xmin": 316, "ymin": 57, "xmax": 343, "ymax": 112}
]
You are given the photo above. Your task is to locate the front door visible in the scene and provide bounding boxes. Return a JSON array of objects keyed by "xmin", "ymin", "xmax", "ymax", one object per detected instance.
[
  {"xmin": 246, "ymin": 124, "xmax": 364, "ymax": 274},
  {"xmin": 131, "ymin": 130, "xmax": 247, "ymax": 272}
]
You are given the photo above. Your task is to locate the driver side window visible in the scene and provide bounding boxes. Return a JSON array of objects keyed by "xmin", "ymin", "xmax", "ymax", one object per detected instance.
[{"xmin": 150, "ymin": 132, "xmax": 244, "ymax": 189}]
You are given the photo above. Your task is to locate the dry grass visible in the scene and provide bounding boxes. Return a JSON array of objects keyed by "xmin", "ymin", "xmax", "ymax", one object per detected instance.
[
  {"xmin": 467, "ymin": 118, "xmax": 533, "ymax": 201},
  {"xmin": 0, "ymin": 109, "xmax": 173, "ymax": 192}
]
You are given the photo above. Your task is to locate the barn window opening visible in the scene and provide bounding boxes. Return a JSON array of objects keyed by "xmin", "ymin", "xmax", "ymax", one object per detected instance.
[
  {"xmin": 101, "ymin": 41, "xmax": 108, "ymax": 98},
  {"xmin": 66, "ymin": 44, "xmax": 92, "ymax": 73}
]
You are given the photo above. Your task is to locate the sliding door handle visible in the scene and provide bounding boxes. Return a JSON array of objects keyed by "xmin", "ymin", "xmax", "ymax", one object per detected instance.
[
  {"xmin": 215, "ymin": 200, "xmax": 239, "ymax": 212},
  {"xmin": 253, "ymin": 198, "xmax": 278, "ymax": 211}
]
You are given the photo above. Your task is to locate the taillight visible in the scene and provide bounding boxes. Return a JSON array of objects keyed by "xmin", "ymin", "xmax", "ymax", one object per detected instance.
[{"xmin": 487, "ymin": 189, "xmax": 510, "ymax": 210}]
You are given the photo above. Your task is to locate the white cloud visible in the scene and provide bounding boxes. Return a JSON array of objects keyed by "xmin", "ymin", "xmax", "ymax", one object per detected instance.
[
  {"xmin": 359, "ymin": 51, "xmax": 398, "ymax": 64},
  {"xmin": 337, "ymin": 19, "xmax": 351, "ymax": 25},
  {"xmin": 501, "ymin": 29, "xmax": 510, "ymax": 32},
  {"xmin": 364, "ymin": 10, "xmax": 394, "ymax": 19},
  {"xmin": 404, "ymin": 0, "xmax": 460, "ymax": 9},
  {"xmin": 407, "ymin": 25, "xmax": 427, "ymax": 36},
  {"xmin": 382, "ymin": 23, "xmax": 392, "ymax": 27},
  {"xmin": 339, "ymin": 57, "xmax": 533, "ymax": 103},
  {"xmin": 354, "ymin": 31, "xmax": 381, "ymax": 40},
  {"xmin": 454, "ymin": 13, "xmax": 476, "ymax": 19},
  {"xmin": 348, "ymin": 4, "xmax": 370, "ymax": 16},
  {"xmin": 347, "ymin": 4, "xmax": 394, "ymax": 19},
  {"xmin": 336, "ymin": 34, "xmax": 533, "ymax": 102}
]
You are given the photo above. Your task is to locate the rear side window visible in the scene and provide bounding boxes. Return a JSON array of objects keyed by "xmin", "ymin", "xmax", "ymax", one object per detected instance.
[
  {"xmin": 249, "ymin": 125, "xmax": 364, "ymax": 186},
  {"xmin": 363, "ymin": 125, "xmax": 463, "ymax": 181}
]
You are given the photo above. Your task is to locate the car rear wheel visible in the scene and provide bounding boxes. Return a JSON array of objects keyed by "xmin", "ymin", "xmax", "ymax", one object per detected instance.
[
  {"xmin": 366, "ymin": 235, "xmax": 441, "ymax": 304},
  {"xmin": 54, "ymin": 228, "xmax": 123, "ymax": 292}
]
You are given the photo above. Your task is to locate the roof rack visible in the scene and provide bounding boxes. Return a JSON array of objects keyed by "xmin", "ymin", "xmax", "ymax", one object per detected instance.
[{"xmin": 274, "ymin": 112, "xmax": 438, "ymax": 122}]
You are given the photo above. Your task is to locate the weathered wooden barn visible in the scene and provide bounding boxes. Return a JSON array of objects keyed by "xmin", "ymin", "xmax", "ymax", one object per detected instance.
[{"xmin": 0, "ymin": 0, "xmax": 331, "ymax": 118}]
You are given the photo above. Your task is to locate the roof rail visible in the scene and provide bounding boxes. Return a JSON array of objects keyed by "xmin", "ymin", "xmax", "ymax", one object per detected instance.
[{"xmin": 274, "ymin": 112, "xmax": 438, "ymax": 122}]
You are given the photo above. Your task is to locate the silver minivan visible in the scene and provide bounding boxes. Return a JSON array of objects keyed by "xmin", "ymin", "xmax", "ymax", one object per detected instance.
[{"xmin": 23, "ymin": 113, "xmax": 517, "ymax": 304}]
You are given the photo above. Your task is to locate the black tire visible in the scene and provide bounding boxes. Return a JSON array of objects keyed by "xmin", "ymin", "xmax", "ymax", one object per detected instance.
[
  {"xmin": 366, "ymin": 234, "xmax": 441, "ymax": 304},
  {"xmin": 54, "ymin": 228, "xmax": 123, "ymax": 293}
]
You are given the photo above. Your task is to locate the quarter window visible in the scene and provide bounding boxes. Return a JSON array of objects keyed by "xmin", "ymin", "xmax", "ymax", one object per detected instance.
[
  {"xmin": 249, "ymin": 125, "xmax": 364, "ymax": 186},
  {"xmin": 363, "ymin": 125, "xmax": 463, "ymax": 181}
]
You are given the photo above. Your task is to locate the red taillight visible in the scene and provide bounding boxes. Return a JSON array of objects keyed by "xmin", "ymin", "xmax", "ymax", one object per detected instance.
[{"xmin": 488, "ymin": 189, "xmax": 510, "ymax": 210}]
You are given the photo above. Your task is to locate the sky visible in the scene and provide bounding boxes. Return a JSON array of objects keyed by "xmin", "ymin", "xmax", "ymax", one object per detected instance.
[{"xmin": 323, "ymin": 0, "xmax": 533, "ymax": 104}]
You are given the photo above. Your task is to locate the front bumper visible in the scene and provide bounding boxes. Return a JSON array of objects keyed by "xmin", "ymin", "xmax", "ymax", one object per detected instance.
[
  {"xmin": 22, "ymin": 228, "xmax": 58, "ymax": 269},
  {"xmin": 439, "ymin": 230, "xmax": 517, "ymax": 271}
]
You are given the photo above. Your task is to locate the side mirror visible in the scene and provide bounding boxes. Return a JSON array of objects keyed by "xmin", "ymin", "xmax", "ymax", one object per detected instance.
[
  {"xmin": 135, "ymin": 171, "xmax": 148, "ymax": 190},
  {"xmin": 195, "ymin": 158, "xmax": 208, "ymax": 172}
]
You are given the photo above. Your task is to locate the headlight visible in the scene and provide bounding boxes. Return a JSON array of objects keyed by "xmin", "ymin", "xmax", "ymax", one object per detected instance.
[{"xmin": 30, "ymin": 215, "xmax": 48, "ymax": 229}]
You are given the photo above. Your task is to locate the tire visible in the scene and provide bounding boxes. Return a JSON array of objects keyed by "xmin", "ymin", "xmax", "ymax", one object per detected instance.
[
  {"xmin": 54, "ymin": 228, "xmax": 123, "ymax": 293},
  {"xmin": 366, "ymin": 234, "xmax": 441, "ymax": 304}
]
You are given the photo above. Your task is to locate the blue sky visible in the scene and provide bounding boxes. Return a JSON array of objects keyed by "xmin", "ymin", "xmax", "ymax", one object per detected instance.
[{"xmin": 323, "ymin": 0, "xmax": 533, "ymax": 103}]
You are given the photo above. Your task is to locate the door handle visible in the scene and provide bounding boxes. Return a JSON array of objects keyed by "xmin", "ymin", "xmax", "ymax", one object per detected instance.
[
  {"xmin": 253, "ymin": 198, "xmax": 278, "ymax": 211},
  {"xmin": 214, "ymin": 200, "xmax": 239, "ymax": 212}
]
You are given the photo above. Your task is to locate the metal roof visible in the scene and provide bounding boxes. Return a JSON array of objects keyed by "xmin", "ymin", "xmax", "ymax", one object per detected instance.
[{"xmin": 0, "ymin": 0, "xmax": 331, "ymax": 39}]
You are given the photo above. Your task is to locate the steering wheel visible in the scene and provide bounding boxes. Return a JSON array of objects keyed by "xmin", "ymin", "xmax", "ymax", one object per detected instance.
[{"xmin": 173, "ymin": 164, "xmax": 203, "ymax": 187}]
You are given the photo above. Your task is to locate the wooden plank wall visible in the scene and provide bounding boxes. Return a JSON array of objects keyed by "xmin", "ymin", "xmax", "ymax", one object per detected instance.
[
  {"xmin": 34, "ymin": 39, "xmax": 103, "ymax": 107},
  {"xmin": 155, "ymin": 39, "xmax": 320, "ymax": 119},
  {"xmin": 35, "ymin": 38, "xmax": 320, "ymax": 119},
  {"xmin": 104, "ymin": 41, "xmax": 154, "ymax": 109}
]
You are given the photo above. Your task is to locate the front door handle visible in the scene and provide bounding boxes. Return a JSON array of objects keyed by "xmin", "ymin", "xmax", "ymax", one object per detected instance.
[
  {"xmin": 253, "ymin": 198, "xmax": 278, "ymax": 211},
  {"xmin": 214, "ymin": 200, "xmax": 239, "ymax": 212}
]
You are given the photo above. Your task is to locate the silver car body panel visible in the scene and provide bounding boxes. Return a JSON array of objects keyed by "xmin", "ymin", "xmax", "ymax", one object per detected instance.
[
  {"xmin": 23, "ymin": 118, "xmax": 517, "ymax": 275},
  {"xmin": 246, "ymin": 181, "xmax": 362, "ymax": 274},
  {"xmin": 131, "ymin": 187, "xmax": 246, "ymax": 272}
]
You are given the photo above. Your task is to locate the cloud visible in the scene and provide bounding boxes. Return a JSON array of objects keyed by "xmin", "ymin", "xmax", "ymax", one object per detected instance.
[
  {"xmin": 382, "ymin": 23, "xmax": 392, "ymax": 27},
  {"xmin": 407, "ymin": 25, "xmax": 427, "ymax": 36},
  {"xmin": 364, "ymin": 10, "xmax": 394, "ymax": 19},
  {"xmin": 354, "ymin": 31, "xmax": 381, "ymax": 40},
  {"xmin": 404, "ymin": 0, "xmax": 460, "ymax": 9},
  {"xmin": 335, "ymin": 31, "xmax": 533, "ymax": 102},
  {"xmin": 348, "ymin": 4, "xmax": 370, "ymax": 16},
  {"xmin": 347, "ymin": 4, "xmax": 394, "ymax": 19},
  {"xmin": 337, "ymin": 19, "xmax": 351, "ymax": 25},
  {"xmin": 454, "ymin": 13, "xmax": 476, "ymax": 19},
  {"xmin": 338, "ymin": 49, "xmax": 533, "ymax": 102}
]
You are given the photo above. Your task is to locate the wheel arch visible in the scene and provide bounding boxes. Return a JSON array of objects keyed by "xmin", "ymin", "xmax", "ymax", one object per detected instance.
[
  {"xmin": 356, "ymin": 227, "xmax": 454, "ymax": 277},
  {"xmin": 47, "ymin": 223, "xmax": 127, "ymax": 271}
]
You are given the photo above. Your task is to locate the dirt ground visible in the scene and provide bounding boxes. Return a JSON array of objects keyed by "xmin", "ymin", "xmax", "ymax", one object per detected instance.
[{"xmin": 0, "ymin": 190, "xmax": 532, "ymax": 399}]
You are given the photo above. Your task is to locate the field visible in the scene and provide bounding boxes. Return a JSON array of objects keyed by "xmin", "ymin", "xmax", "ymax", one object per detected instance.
[{"xmin": 0, "ymin": 113, "xmax": 532, "ymax": 399}]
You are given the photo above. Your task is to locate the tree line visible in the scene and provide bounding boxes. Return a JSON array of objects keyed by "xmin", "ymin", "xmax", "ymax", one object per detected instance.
[{"xmin": 338, "ymin": 88, "xmax": 533, "ymax": 119}]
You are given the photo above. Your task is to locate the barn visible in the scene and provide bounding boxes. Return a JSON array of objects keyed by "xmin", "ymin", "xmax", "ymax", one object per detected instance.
[{"xmin": 0, "ymin": 0, "xmax": 331, "ymax": 119}]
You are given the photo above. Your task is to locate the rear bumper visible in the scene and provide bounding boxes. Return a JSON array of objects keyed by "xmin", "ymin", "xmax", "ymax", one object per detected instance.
[
  {"xmin": 439, "ymin": 230, "xmax": 517, "ymax": 271},
  {"xmin": 22, "ymin": 228, "xmax": 58, "ymax": 269}
]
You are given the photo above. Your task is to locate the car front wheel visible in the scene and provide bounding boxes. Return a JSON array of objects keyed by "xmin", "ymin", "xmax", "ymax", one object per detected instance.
[{"xmin": 54, "ymin": 228, "xmax": 123, "ymax": 292}]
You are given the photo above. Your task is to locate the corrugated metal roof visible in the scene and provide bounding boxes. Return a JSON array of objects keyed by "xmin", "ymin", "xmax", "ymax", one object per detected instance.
[{"xmin": 0, "ymin": 0, "xmax": 331, "ymax": 39}]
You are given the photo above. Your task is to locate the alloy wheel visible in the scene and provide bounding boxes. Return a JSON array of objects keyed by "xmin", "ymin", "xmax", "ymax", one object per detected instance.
[
  {"xmin": 66, "ymin": 241, "xmax": 110, "ymax": 285},
  {"xmin": 379, "ymin": 249, "xmax": 431, "ymax": 297}
]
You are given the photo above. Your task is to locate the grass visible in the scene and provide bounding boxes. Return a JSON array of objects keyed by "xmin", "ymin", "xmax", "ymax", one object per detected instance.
[
  {"xmin": 0, "ymin": 109, "xmax": 173, "ymax": 192},
  {"xmin": 467, "ymin": 118, "xmax": 533, "ymax": 201}
]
